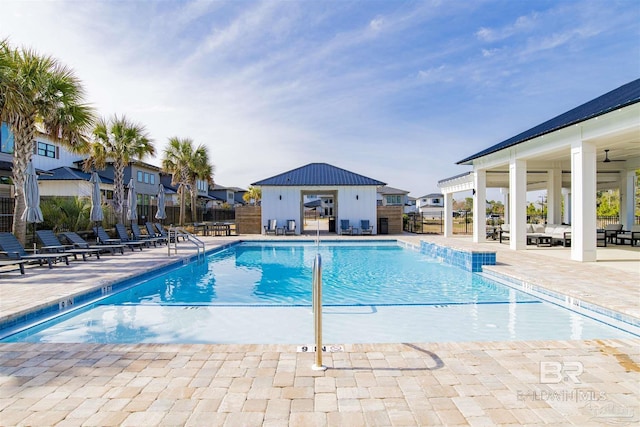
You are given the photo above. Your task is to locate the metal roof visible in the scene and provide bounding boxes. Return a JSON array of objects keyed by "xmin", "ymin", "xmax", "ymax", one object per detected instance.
[
  {"xmin": 252, "ymin": 163, "xmax": 386, "ymax": 186},
  {"xmin": 38, "ymin": 167, "xmax": 114, "ymax": 184},
  {"xmin": 457, "ymin": 78, "xmax": 640, "ymax": 165}
]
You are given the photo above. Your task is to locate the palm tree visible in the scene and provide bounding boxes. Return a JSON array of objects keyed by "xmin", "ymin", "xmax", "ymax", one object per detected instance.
[
  {"xmin": 187, "ymin": 146, "xmax": 213, "ymax": 223},
  {"xmin": 0, "ymin": 41, "xmax": 95, "ymax": 244},
  {"xmin": 83, "ymin": 115, "xmax": 155, "ymax": 224},
  {"xmin": 162, "ymin": 137, "xmax": 213, "ymax": 225},
  {"xmin": 243, "ymin": 186, "xmax": 261, "ymax": 205}
]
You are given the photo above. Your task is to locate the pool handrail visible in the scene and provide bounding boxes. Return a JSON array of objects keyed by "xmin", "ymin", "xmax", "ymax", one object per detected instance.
[
  {"xmin": 312, "ymin": 253, "xmax": 327, "ymax": 371},
  {"xmin": 167, "ymin": 226, "xmax": 205, "ymax": 260}
]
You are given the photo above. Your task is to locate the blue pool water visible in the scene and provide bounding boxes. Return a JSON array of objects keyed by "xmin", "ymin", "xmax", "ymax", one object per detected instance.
[{"xmin": 1, "ymin": 241, "xmax": 636, "ymax": 344}]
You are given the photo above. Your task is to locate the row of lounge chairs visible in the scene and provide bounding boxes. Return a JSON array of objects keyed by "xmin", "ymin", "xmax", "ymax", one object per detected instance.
[{"xmin": 0, "ymin": 222, "xmax": 173, "ymax": 275}]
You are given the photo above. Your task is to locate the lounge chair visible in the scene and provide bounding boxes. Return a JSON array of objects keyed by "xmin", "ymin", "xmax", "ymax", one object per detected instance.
[
  {"xmin": 131, "ymin": 222, "xmax": 164, "ymax": 247},
  {"xmin": 36, "ymin": 230, "xmax": 102, "ymax": 261},
  {"xmin": 0, "ymin": 232, "xmax": 71, "ymax": 268},
  {"xmin": 360, "ymin": 220, "xmax": 372, "ymax": 235},
  {"xmin": 284, "ymin": 220, "xmax": 296, "ymax": 235},
  {"xmin": 60, "ymin": 231, "xmax": 126, "ymax": 255},
  {"xmin": 94, "ymin": 225, "xmax": 143, "ymax": 251},
  {"xmin": 264, "ymin": 219, "xmax": 277, "ymax": 235},
  {"xmin": 113, "ymin": 224, "xmax": 149, "ymax": 250},
  {"xmin": 340, "ymin": 220, "xmax": 353, "ymax": 235},
  {"xmin": 145, "ymin": 222, "xmax": 168, "ymax": 244},
  {"xmin": 0, "ymin": 258, "xmax": 27, "ymax": 274},
  {"xmin": 616, "ymin": 225, "xmax": 640, "ymax": 246}
]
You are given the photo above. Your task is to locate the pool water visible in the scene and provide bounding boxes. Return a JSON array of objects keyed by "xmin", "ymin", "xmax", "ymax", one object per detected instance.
[{"xmin": 1, "ymin": 241, "xmax": 636, "ymax": 344}]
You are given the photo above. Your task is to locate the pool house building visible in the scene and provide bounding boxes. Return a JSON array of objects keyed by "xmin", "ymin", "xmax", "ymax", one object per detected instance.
[{"xmin": 252, "ymin": 163, "xmax": 387, "ymax": 235}]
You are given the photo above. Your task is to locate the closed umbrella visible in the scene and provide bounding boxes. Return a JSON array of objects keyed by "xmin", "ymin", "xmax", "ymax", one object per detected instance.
[
  {"xmin": 21, "ymin": 160, "xmax": 43, "ymax": 249},
  {"xmin": 126, "ymin": 178, "xmax": 137, "ymax": 224},
  {"xmin": 155, "ymin": 184, "xmax": 166, "ymax": 222},
  {"xmin": 89, "ymin": 172, "xmax": 104, "ymax": 225}
]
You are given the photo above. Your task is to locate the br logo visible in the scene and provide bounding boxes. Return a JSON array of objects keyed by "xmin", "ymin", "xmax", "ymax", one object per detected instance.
[{"xmin": 540, "ymin": 361, "xmax": 584, "ymax": 384}]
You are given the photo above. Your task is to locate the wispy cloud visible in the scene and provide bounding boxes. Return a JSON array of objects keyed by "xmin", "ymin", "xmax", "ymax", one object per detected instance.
[{"xmin": 1, "ymin": 0, "xmax": 638, "ymax": 197}]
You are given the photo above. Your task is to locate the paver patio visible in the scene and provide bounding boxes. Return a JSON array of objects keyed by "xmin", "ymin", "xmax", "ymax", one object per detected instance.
[{"xmin": 1, "ymin": 233, "xmax": 638, "ymax": 426}]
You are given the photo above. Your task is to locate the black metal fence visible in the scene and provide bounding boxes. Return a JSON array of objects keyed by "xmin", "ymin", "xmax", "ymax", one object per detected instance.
[
  {"xmin": 403, "ymin": 211, "xmax": 640, "ymax": 235},
  {"xmin": 0, "ymin": 197, "xmax": 13, "ymax": 233}
]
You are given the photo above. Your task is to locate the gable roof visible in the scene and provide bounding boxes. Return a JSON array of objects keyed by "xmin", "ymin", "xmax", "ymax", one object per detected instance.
[
  {"xmin": 39, "ymin": 167, "xmax": 114, "ymax": 184},
  {"xmin": 457, "ymin": 78, "xmax": 640, "ymax": 165},
  {"xmin": 377, "ymin": 185, "xmax": 409, "ymax": 195},
  {"xmin": 252, "ymin": 163, "xmax": 386, "ymax": 186}
]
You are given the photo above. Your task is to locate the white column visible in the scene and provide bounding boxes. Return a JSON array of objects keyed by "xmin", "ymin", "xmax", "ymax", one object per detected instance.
[
  {"xmin": 509, "ymin": 159, "xmax": 527, "ymax": 250},
  {"xmin": 444, "ymin": 192, "xmax": 453, "ymax": 237},
  {"xmin": 571, "ymin": 140, "xmax": 597, "ymax": 262},
  {"xmin": 501, "ymin": 188, "xmax": 509, "ymax": 224},
  {"xmin": 473, "ymin": 170, "xmax": 487, "ymax": 243},
  {"xmin": 547, "ymin": 169, "xmax": 562, "ymax": 225},
  {"xmin": 562, "ymin": 188, "xmax": 571, "ymax": 224},
  {"xmin": 620, "ymin": 170, "xmax": 636, "ymax": 229}
]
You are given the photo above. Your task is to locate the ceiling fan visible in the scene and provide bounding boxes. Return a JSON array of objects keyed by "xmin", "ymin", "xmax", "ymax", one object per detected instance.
[{"xmin": 603, "ymin": 149, "xmax": 624, "ymax": 163}]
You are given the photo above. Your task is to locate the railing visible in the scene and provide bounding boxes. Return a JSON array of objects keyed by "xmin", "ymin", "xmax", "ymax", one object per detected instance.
[
  {"xmin": 167, "ymin": 225, "xmax": 205, "ymax": 260},
  {"xmin": 311, "ymin": 253, "xmax": 326, "ymax": 371}
]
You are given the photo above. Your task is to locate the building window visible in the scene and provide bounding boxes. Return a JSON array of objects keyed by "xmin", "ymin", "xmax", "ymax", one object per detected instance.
[
  {"xmin": 137, "ymin": 171, "xmax": 143, "ymax": 182},
  {"xmin": 150, "ymin": 174, "xmax": 155, "ymax": 185},
  {"xmin": 36, "ymin": 141, "xmax": 56, "ymax": 158},
  {"xmin": 0, "ymin": 123, "xmax": 14, "ymax": 154},
  {"xmin": 386, "ymin": 195, "xmax": 401, "ymax": 205},
  {"xmin": 144, "ymin": 172, "xmax": 150, "ymax": 184},
  {"xmin": 432, "ymin": 198, "xmax": 440, "ymax": 204}
]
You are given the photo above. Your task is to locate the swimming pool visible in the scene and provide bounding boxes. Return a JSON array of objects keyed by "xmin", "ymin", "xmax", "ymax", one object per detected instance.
[{"xmin": 1, "ymin": 241, "xmax": 637, "ymax": 344}]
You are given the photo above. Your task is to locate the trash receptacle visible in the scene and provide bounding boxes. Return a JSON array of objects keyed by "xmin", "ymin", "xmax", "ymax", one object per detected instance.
[
  {"xmin": 378, "ymin": 217, "xmax": 388, "ymax": 234},
  {"xmin": 328, "ymin": 216, "xmax": 336, "ymax": 232}
]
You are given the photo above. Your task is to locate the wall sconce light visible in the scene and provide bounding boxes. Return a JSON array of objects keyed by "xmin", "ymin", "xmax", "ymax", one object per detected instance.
[
  {"xmin": 279, "ymin": 195, "xmax": 282, "ymax": 200},
  {"xmin": 472, "ymin": 189, "xmax": 476, "ymax": 196},
  {"xmin": 356, "ymin": 195, "xmax": 359, "ymax": 200}
]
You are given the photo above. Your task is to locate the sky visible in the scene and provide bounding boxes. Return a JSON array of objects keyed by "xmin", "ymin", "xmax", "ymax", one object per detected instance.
[{"xmin": 1, "ymin": 0, "xmax": 639, "ymax": 199}]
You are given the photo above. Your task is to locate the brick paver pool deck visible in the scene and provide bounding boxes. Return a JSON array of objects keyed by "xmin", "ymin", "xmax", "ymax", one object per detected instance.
[{"xmin": 1, "ymin": 234, "xmax": 638, "ymax": 426}]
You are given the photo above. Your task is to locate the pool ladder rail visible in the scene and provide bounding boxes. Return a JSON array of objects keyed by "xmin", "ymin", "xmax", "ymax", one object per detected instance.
[
  {"xmin": 167, "ymin": 225, "xmax": 205, "ymax": 261},
  {"xmin": 312, "ymin": 252, "xmax": 327, "ymax": 371}
]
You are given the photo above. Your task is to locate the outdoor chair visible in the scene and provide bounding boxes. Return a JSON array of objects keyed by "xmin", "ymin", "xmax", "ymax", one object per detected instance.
[
  {"xmin": 60, "ymin": 231, "xmax": 126, "ymax": 255},
  {"xmin": 340, "ymin": 219, "xmax": 353, "ymax": 235},
  {"xmin": 131, "ymin": 222, "xmax": 164, "ymax": 247},
  {"xmin": 284, "ymin": 220, "xmax": 296, "ymax": 235},
  {"xmin": 36, "ymin": 230, "xmax": 102, "ymax": 261},
  {"xmin": 0, "ymin": 258, "xmax": 27, "ymax": 275},
  {"xmin": 603, "ymin": 224, "xmax": 623, "ymax": 243},
  {"xmin": 113, "ymin": 224, "xmax": 149, "ymax": 250},
  {"xmin": 264, "ymin": 219, "xmax": 277, "ymax": 235},
  {"xmin": 0, "ymin": 232, "xmax": 71, "ymax": 269},
  {"xmin": 145, "ymin": 222, "xmax": 168, "ymax": 244},
  {"xmin": 360, "ymin": 220, "xmax": 373, "ymax": 235},
  {"xmin": 615, "ymin": 225, "xmax": 640, "ymax": 246},
  {"xmin": 94, "ymin": 225, "xmax": 142, "ymax": 251}
]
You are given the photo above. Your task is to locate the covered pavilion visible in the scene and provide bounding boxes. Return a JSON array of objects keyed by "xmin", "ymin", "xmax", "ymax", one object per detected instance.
[{"xmin": 438, "ymin": 79, "xmax": 640, "ymax": 261}]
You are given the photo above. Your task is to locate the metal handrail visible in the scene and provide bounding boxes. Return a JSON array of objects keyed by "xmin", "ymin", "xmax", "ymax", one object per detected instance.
[
  {"xmin": 167, "ymin": 226, "xmax": 205, "ymax": 260},
  {"xmin": 312, "ymin": 253, "xmax": 326, "ymax": 371}
]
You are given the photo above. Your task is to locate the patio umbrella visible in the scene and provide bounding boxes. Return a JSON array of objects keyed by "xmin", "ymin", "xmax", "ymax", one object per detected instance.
[
  {"xmin": 155, "ymin": 184, "xmax": 166, "ymax": 222},
  {"xmin": 126, "ymin": 178, "xmax": 137, "ymax": 224},
  {"xmin": 89, "ymin": 172, "xmax": 104, "ymax": 225},
  {"xmin": 21, "ymin": 160, "xmax": 43, "ymax": 249}
]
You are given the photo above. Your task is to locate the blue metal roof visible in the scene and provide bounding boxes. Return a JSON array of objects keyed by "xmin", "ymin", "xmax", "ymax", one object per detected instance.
[
  {"xmin": 39, "ymin": 167, "xmax": 114, "ymax": 184},
  {"xmin": 252, "ymin": 163, "xmax": 386, "ymax": 186},
  {"xmin": 457, "ymin": 78, "xmax": 640, "ymax": 165}
]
